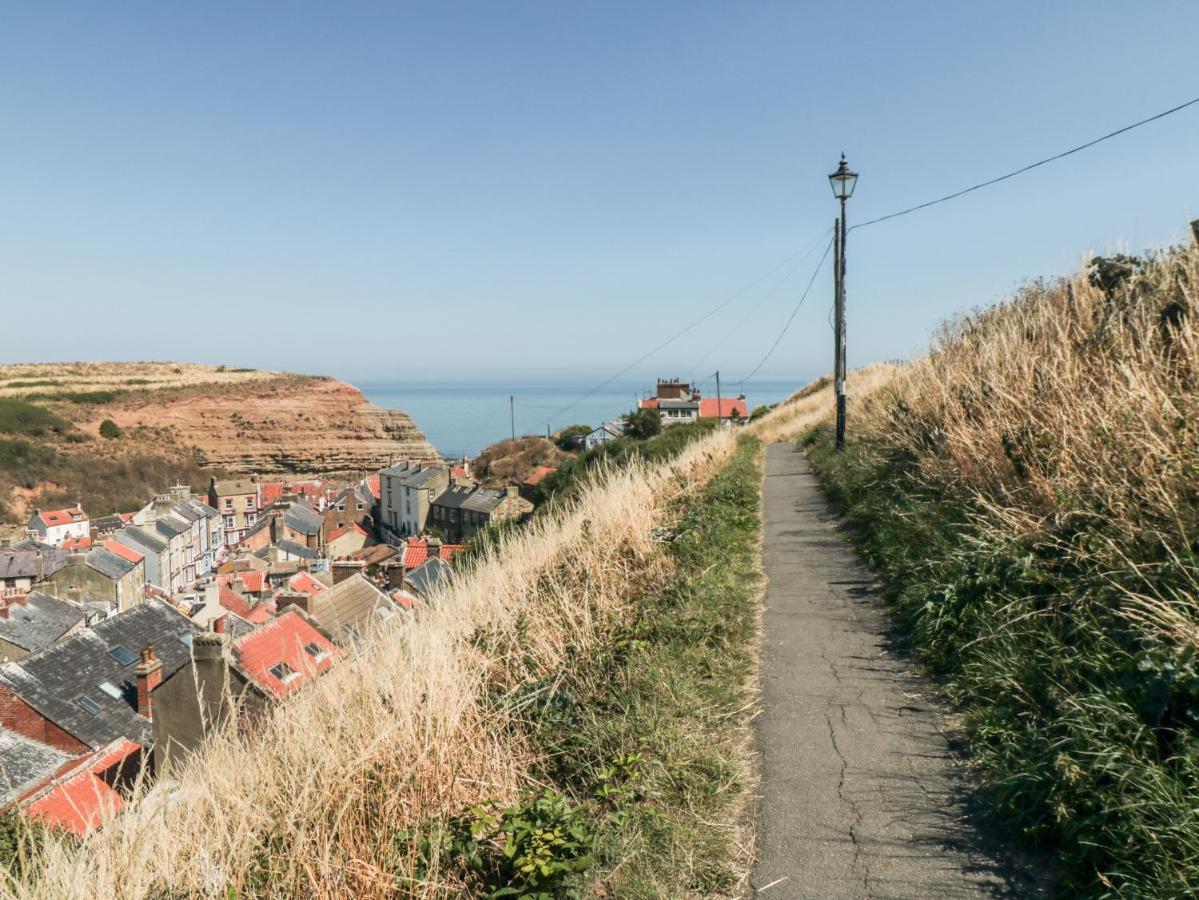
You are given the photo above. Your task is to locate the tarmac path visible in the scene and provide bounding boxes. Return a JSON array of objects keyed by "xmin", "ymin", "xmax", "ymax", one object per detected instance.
[{"xmin": 751, "ymin": 442, "xmax": 1048, "ymax": 899}]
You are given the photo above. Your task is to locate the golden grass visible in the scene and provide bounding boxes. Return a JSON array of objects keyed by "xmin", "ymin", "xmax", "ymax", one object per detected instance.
[
  {"xmin": 0, "ymin": 363, "xmax": 278, "ymax": 398},
  {"xmin": 7, "ymin": 410, "xmax": 776, "ymax": 899}
]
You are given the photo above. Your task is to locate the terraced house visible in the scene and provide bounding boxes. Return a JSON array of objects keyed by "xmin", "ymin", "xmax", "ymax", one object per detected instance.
[{"xmin": 208, "ymin": 477, "xmax": 259, "ymax": 544}]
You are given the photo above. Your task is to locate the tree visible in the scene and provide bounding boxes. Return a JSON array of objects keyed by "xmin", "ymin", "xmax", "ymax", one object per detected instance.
[
  {"xmin": 553, "ymin": 424, "xmax": 592, "ymax": 451},
  {"xmin": 98, "ymin": 419, "xmax": 122, "ymax": 440},
  {"xmin": 622, "ymin": 407, "xmax": 661, "ymax": 440}
]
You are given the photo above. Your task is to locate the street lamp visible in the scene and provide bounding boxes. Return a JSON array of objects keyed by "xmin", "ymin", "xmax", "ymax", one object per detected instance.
[{"xmin": 828, "ymin": 154, "xmax": 857, "ymax": 450}]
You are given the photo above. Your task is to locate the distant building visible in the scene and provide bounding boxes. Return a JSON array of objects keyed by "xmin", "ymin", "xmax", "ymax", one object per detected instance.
[
  {"xmin": 429, "ymin": 485, "xmax": 531, "ymax": 544},
  {"xmin": 0, "ymin": 591, "xmax": 86, "ymax": 662},
  {"xmin": 208, "ymin": 478, "xmax": 259, "ymax": 545},
  {"xmin": 379, "ymin": 462, "xmax": 449, "ymax": 540},
  {"xmin": 520, "ymin": 466, "xmax": 558, "ymax": 501},
  {"xmin": 38, "ymin": 541, "xmax": 146, "ymax": 611},
  {"xmin": 699, "ymin": 396, "xmax": 749, "ymax": 422},
  {"xmin": 583, "ymin": 421, "xmax": 624, "ymax": 450},
  {"xmin": 26, "ymin": 507, "xmax": 89, "ymax": 547}
]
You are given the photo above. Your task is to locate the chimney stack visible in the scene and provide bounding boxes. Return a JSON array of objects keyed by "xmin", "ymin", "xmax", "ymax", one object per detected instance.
[
  {"xmin": 35, "ymin": 549, "xmax": 44, "ymax": 582},
  {"xmin": 275, "ymin": 590, "xmax": 310, "ymax": 614},
  {"xmin": 135, "ymin": 645, "xmax": 164, "ymax": 718}
]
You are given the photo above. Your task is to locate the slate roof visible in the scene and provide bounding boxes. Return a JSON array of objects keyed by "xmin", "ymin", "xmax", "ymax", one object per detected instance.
[
  {"xmin": 276, "ymin": 540, "xmax": 319, "ymax": 560},
  {"xmin": 0, "ymin": 600, "xmax": 202, "ymax": 749},
  {"xmin": 350, "ymin": 544, "xmax": 398, "ymax": 566},
  {"xmin": 461, "ymin": 488, "xmax": 510, "ymax": 515},
  {"xmin": 116, "ymin": 525, "xmax": 167, "ymax": 555},
  {"xmin": 0, "ymin": 729, "xmax": 69, "ymax": 803},
  {"xmin": 213, "ymin": 479, "xmax": 256, "ymax": 497},
  {"xmin": 307, "ymin": 575, "xmax": 399, "ymax": 647},
  {"xmin": 179, "ymin": 497, "xmax": 219, "ymax": 520},
  {"xmin": 0, "ymin": 546, "xmax": 68, "ymax": 581},
  {"xmin": 430, "ymin": 485, "xmax": 476, "ymax": 511},
  {"xmin": 0, "ymin": 592, "xmax": 84, "ymax": 655},
  {"xmin": 392, "ymin": 466, "xmax": 446, "ymax": 489},
  {"xmin": 85, "ymin": 547, "xmax": 138, "ymax": 580},
  {"xmin": 404, "ymin": 557, "xmax": 452, "ymax": 599},
  {"xmin": 281, "ymin": 503, "xmax": 323, "ymax": 536},
  {"xmin": 154, "ymin": 515, "xmax": 190, "ymax": 540}
]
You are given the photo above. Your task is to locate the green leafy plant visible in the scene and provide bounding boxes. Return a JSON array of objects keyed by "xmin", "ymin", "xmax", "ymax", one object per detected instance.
[{"xmin": 98, "ymin": 419, "xmax": 123, "ymax": 439}]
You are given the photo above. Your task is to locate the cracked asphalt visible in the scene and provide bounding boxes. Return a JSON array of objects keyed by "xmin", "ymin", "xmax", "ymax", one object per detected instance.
[{"xmin": 751, "ymin": 443, "xmax": 1050, "ymax": 898}]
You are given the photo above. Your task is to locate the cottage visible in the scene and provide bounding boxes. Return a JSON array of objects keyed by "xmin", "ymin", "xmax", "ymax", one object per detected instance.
[
  {"xmin": 26, "ymin": 507, "xmax": 89, "ymax": 547},
  {"xmin": 208, "ymin": 478, "xmax": 259, "ymax": 544},
  {"xmin": 0, "ymin": 543, "xmax": 67, "ymax": 598},
  {"xmin": 16, "ymin": 737, "xmax": 141, "ymax": 836},
  {"xmin": 326, "ymin": 523, "xmax": 371, "ymax": 558},
  {"xmin": 38, "ymin": 541, "xmax": 146, "ymax": 611},
  {"xmin": 379, "ymin": 462, "xmax": 449, "ymax": 540},
  {"xmin": 287, "ymin": 574, "xmax": 399, "ymax": 649},
  {"xmin": 0, "ymin": 599, "xmax": 202, "ymax": 755},
  {"xmin": 583, "ymin": 421, "xmax": 624, "ymax": 450},
  {"xmin": 429, "ymin": 485, "xmax": 532, "ymax": 544},
  {"xmin": 698, "ymin": 396, "xmax": 749, "ymax": 422}
]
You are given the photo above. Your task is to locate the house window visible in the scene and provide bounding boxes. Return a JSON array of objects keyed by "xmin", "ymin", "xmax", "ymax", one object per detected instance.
[
  {"xmin": 303, "ymin": 641, "xmax": 329, "ymax": 662},
  {"xmin": 357, "ymin": 503, "xmax": 364, "ymax": 511},
  {"xmin": 76, "ymin": 696, "xmax": 101, "ymax": 713},
  {"xmin": 269, "ymin": 662, "xmax": 299, "ymax": 683},
  {"xmin": 108, "ymin": 645, "xmax": 139, "ymax": 666},
  {"xmin": 225, "ymin": 516, "xmax": 235, "ymax": 528},
  {"xmin": 224, "ymin": 498, "xmax": 233, "ymax": 509},
  {"xmin": 245, "ymin": 497, "xmax": 254, "ymax": 509},
  {"xmin": 246, "ymin": 513, "xmax": 257, "ymax": 525}
]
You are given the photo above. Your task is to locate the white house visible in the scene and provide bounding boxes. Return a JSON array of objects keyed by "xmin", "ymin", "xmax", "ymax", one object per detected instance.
[
  {"xmin": 26, "ymin": 507, "xmax": 90, "ymax": 546},
  {"xmin": 583, "ymin": 421, "xmax": 625, "ymax": 451}
]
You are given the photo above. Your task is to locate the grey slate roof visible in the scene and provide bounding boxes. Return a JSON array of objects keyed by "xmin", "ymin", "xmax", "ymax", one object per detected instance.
[
  {"xmin": 404, "ymin": 557, "xmax": 452, "ymax": 598},
  {"xmin": 181, "ymin": 498, "xmax": 219, "ymax": 519},
  {"xmin": 117, "ymin": 525, "xmax": 167, "ymax": 555},
  {"xmin": 461, "ymin": 488, "xmax": 508, "ymax": 515},
  {"xmin": 281, "ymin": 502, "xmax": 323, "ymax": 536},
  {"xmin": 275, "ymin": 540, "xmax": 320, "ymax": 560},
  {"xmin": 0, "ymin": 592, "xmax": 84, "ymax": 654},
  {"xmin": 85, "ymin": 547, "xmax": 138, "ymax": 580},
  {"xmin": 308, "ymin": 575, "xmax": 398, "ymax": 647},
  {"xmin": 392, "ymin": 466, "xmax": 446, "ymax": 489},
  {"xmin": 154, "ymin": 515, "xmax": 190, "ymax": 540},
  {"xmin": 0, "ymin": 599, "xmax": 202, "ymax": 749},
  {"xmin": 0, "ymin": 545, "xmax": 68, "ymax": 581},
  {"xmin": 0, "ymin": 729, "xmax": 69, "ymax": 803},
  {"xmin": 430, "ymin": 485, "xmax": 475, "ymax": 511}
]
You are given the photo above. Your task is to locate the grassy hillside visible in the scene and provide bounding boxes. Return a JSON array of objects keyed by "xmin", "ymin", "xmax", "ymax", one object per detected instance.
[
  {"xmin": 804, "ymin": 242, "xmax": 1199, "ymax": 894},
  {"xmin": 1, "ymin": 374, "xmax": 863, "ymax": 898}
]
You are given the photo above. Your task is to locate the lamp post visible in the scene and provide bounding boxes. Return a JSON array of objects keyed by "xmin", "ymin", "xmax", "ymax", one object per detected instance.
[{"xmin": 828, "ymin": 154, "xmax": 858, "ymax": 450}]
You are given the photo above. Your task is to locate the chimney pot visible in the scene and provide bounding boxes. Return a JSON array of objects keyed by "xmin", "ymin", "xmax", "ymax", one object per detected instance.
[{"xmin": 134, "ymin": 643, "xmax": 164, "ymax": 718}]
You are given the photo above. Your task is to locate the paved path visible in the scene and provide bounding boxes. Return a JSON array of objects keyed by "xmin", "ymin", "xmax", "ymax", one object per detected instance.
[{"xmin": 752, "ymin": 443, "xmax": 1047, "ymax": 899}]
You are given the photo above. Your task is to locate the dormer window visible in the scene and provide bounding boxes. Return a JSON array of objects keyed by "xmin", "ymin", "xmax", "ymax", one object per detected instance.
[
  {"xmin": 303, "ymin": 641, "xmax": 329, "ymax": 662},
  {"xmin": 268, "ymin": 661, "xmax": 299, "ymax": 684}
]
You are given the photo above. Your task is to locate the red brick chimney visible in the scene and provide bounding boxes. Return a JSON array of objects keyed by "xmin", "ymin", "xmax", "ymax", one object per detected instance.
[{"xmin": 134, "ymin": 644, "xmax": 164, "ymax": 719}]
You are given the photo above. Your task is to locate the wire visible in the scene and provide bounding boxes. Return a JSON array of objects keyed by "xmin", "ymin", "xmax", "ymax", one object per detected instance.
[
  {"xmin": 687, "ymin": 228, "xmax": 834, "ymax": 379},
  {"xmin": 537, "ymin": 232, "xmax": 831, "ymax": 428},
  {"xmin": 852, "ymin": 93, "xmax": 1199, "ymax": 231},
  {"xmin": 736, "ymin": 236, "xmax": 835, "ymax": 385}
]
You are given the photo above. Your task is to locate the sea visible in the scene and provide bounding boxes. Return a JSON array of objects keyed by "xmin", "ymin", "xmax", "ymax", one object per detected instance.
[{"xmin": 358, "ymin": 379, "xmax": 804, "ymax": 458}]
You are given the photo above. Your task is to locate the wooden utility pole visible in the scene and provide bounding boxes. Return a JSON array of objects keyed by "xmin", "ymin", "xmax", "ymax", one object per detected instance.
[
  {"xmin": 510, "ymin": 395, "xmax": 515, "ymax": 442},
  {"xmin": 715, "ymin": 370, "xmax": 723, "ymax": 428}
]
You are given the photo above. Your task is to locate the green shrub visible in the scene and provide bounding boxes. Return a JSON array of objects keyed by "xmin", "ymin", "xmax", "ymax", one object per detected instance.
[
  {"xmin": 98, "ymin": 419, "xmax": 122, "ymax": 440},
  {"xmin": 0, "ymin": 399, "xmax": 67, "ymax": 437},
  {"xmin": 553, "ymin": 424, "xmax": 591, "ymax": 451},
  {"xmin": 621, "ymin": 407, "xmax": 661, "ymax": 439}
]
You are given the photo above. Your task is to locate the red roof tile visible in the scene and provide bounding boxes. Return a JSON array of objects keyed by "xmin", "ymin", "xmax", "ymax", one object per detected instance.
[
  {"xmin": 242, "ymin": 601, "xmax": 277, "ymax": 625},
  {"xmin": 439, "ymin": 544, "xmax": 463, "ymax": 561},
  {"xmin": 403, "ymin": 540, "xmax": 428, "ymax": 569},
  {"xmin": 103, "ymin": 539, "xmax": 143, "ymax": 564},
  {"xmin": 522, "ymin": 465, "xmax": 558, "ymax": 487},
  {"xmin": 329, "ymin": 522, "xmax": 369, "ymax": 542},
  {"xmin": 232, "ymin": 610, "xmax": 340, "ymax": 700},
  {"xmin": 451, "ymin": 465, "xmax": 470, "ymax": 481},
  {"xmin": 639, "ymin": 398, "xmax": 660, "ymax": 409},
  {"xmin": 40, "ymin": 508, "xmax": 87, "ymax": 528},
  {"xmin": 24, "ymin": 738, "xmax": 139, "ymax": 837},
  {"xmin": 217, "ymin": 584, "xmax": 254, "ymax": 617},
  {"xmin": 61, "ymin": 536, "xmax": 93, "ymax": 551},
  {"xmin": 699, "ymin": 397, "xmax": 749, "ymax": 419},
  {"xmin": 287, "ymin": 571, "xmax": 326, "ymax": 597},
  {"xmin": 391, "ymin": 590, "xmax": 419, "ymax": 610}
]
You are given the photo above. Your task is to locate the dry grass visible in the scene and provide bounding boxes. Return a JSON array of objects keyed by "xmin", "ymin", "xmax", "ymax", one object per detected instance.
[
  {"xmin": 0, "ymin": 363, "xmax": 278, "ymax": 398},
  {"xmin": 6, "ymin": 409, "xmax": 765, "ymax": 899}
]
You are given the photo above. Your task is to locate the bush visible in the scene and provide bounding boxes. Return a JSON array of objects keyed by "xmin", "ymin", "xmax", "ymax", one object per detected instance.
[
  {"xmin": 553, "ymin": 424, "xmax": 591, "ymax": 452},
  {"xmin": 98, "ymin": 419, "xmax": 122, "ymax": 440},
  {"xmin": 0, "ymin": 400, "xmax": 67, "ymax": 437},
  {"xmin": 621, "ymin": 407, "xmax": 661, "ymax": 439}
]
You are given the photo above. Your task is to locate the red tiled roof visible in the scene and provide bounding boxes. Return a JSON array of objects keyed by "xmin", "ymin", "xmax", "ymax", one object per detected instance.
[
  {"xmin": 40, "ymin": 508, "xmax": 87, "ymax": 527},
  {"xmin": 439, "ymin": 544, "xmax": 463, "ymax": 561},
  {"xmin": 522, "ymin": 465, "xmax": 557, "ymax": 487},
  {"xmin": 639, "ymin": 398, "xmax": 660, "ymax": 409},
  {"xmin": 366, "ymin": 474, "xmax": 381, "ymax": 500},
  {"xmin": 242, "ymin": 601, "xmax": 277, "ymax": 625},
  {"xmin": 329, "ymin": 522, "xmax": 369, "ymax": 542},
  {"xmin": 24, "ymin": 738, "xmax": 139, "ymax": 837},
  {"xmin": 451, "ymin": 465, "xmax": 470, "ymax": 481},
  {"xmin": 61, "ymin": 536, "xmax": 93, "ymax": 551},
  {"xmin": 258, "ymin": 482, "xmax": 286, "ymax": 507},
  {"xmin": 287, "ymin": 571, "xmax": 326, "ymax": 597},
  {"xmin": 391, "ymin": 590, "xmax": 419, "ymax": 611},
  {"xmin": 698, "ymin": 397, "xmax": 749, "ymax": 419},
  {"xmin": 217, "ymin": 584, "xmax": 254, "ymax": 618},
  {"xmin": 103, "ymin": 539, "xmax": 143, "ymax": 564},
  {"xmin": 232, "ymin": 609, "xmax": 341, "ymax": 700},
  {"xmin": 403, "ymin": 540, "xmax": 428, "ymax": 569},
  {"xmin": 234, "ymin": 571, "xmax": 265, "ymax": 594}
]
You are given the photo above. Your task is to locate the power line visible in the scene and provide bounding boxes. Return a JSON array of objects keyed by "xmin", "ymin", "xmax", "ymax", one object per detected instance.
[
  {"xmin": 853, "ymin": 93, "xmax": 1199, "ymax": 231},
  {"xmin": 537, "ymin": 233, "xmax": 831, "ymax": 428},
  {"xmin": 687, "ymin": 227, "xmax": 834, "ymax": 380},
  {"xmin": 736, "ymin": 235, "xmax": 835, "ymax": 385}
]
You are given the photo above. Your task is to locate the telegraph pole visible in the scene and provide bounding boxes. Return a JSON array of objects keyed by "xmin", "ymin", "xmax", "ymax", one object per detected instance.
[
  {"xmin": 715, "ymin": 370, "xmax": 723, "ymax": 428},
  {"xmin": 510, "ymin": 395, "xmax": 515, "ymax": 442}
]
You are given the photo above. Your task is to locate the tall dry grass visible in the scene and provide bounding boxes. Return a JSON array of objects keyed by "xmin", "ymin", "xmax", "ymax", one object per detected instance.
[
  {"xmin": 805, "ymin": 240, "xmax": 1199, "ymax": 893},
  {"xmin": 7, "ymin": 404, "xmax": 793, "ymax": 899}
]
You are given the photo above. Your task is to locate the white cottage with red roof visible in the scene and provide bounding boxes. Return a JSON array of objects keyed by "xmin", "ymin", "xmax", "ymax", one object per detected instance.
[{"xmin": 26, "ymin": 506, "xmax": 89, "ymax": 547}]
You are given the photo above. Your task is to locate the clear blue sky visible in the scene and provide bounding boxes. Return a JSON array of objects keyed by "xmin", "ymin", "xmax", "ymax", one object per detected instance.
[{"xmin": 2, "ymin": 2, "xmax": 1196, "ymax": 386}]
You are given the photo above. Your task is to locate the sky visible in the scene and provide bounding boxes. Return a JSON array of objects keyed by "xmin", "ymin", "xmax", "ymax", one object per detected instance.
[{"xmin": 2, "ymin": 2, "xmax": 1197, "ymax": 388}]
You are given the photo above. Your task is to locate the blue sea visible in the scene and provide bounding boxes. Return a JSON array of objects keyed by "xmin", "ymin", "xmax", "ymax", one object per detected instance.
[{"xmin": 359, "ymin": 379, "xmax": 803, "ymax": 458}]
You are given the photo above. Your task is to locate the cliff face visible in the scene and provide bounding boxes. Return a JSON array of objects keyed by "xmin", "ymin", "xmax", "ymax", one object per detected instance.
[{"xmin": 87, "ymin": 377, "xmax": 438, "ymax": 475}]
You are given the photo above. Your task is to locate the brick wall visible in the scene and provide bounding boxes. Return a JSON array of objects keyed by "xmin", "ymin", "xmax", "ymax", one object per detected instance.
[{"xmin": 0, "ymin": 685, "xmax": 88, "ymax": 754}]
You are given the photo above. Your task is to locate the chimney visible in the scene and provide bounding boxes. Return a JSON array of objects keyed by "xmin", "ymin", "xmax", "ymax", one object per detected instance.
[
  {"xmin": 212, "ymin": 614, "xmax": 226, "ymax": 634},
  {"xmin": 35, "ymin": 550, "xmax": 44, "ymax": 582},
  {"xmin": 0, "ymin": 603, "xmax": 8, "ymax": 620},
  {"xmin": 135, "ymin": 645, "xmax": 164, "ymax": 718},
  {"xmin": 276, "ymin": 590, "xmax": 309, "ymax": 614},
  {"xmin": 193, "ymin": 629, "xmax": 227, "ymax": 662},
  {"xmin": 505, "ymin": 484, "xmax": 519, "ymax": 498}
]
